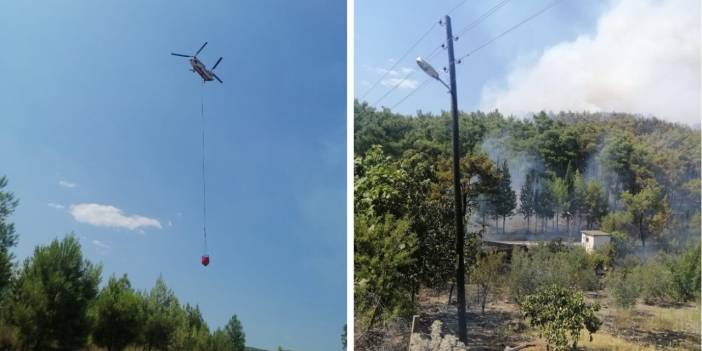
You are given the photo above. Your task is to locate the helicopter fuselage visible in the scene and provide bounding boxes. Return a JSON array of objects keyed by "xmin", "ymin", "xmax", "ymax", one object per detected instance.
[{"xmin": 190, "ymin": 58, "xmax": 215, "ymax": 82}]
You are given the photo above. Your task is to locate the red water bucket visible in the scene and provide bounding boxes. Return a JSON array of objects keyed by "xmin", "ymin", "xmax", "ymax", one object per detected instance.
[{"xmin": 201, "ymin": 255, "xmax": 210, "ymax": 266}]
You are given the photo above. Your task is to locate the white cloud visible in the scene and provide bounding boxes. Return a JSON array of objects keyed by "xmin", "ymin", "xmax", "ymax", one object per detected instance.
[
  {"xmin": 59, "ymin": 180, "xmax": 77, "ymax": 188},
  {"xmin": 70, "ymin": 203, "xmax": 162, "ymax": 231},
  {"xmin": 92, "ymin": 240, "xmax": 110, "ymax": 249},
  {"xmin": 47, "ymin": 202, "xmax": 64, "ymax": 209},
  {"xmin": 364, "ymin": 65, "xmax": 415, "ymax": 77},
  {"xmin": 480, "ymin": 0, "xmax": 700, "ymax": 125},
  {"xmin": 381, "ymin": 77, "xmax": 419, "ymax": 89}
]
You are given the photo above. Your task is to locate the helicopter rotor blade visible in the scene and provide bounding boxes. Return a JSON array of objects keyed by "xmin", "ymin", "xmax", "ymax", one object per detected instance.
[
  {"xmin": 211, "ymin": 57, "xmax": 223, "ymax": 71},
  {"xmin": 171, "ymin": 53, "xmax": 192, "ymax": 57},
  {"xmin": 212, "ymin": 73, "xmax": 223, "ymax": 84},
  {"xmin": 195, "ymin": 42, "xmax": 208, "ymax": 56}
]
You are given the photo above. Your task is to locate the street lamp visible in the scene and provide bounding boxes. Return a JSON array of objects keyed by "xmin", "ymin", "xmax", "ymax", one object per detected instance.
[
  {"xmin": 416, "ymin": 57, "xmax": 450, "ymax": 91},
  {"xmin": 416, "ymin": 15, "xmax": 468, "ymax": 344}
]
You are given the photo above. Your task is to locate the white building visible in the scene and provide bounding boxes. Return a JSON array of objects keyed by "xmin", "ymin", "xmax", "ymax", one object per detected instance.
[{"xmin": 581, "ymin": 230, "xmax": 611, "ymax": 253}]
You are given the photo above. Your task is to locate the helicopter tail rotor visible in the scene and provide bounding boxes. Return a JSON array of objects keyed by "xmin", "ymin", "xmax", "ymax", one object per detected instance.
[{"xmin": 212, "ymin": 73, "xmax": 223, "ymax": 84}]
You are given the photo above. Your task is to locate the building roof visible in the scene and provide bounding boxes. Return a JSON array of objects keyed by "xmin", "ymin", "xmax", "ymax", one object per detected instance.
[{"xmin": 581, "ymin": 230, "xmax": 610, "ymax": 237}]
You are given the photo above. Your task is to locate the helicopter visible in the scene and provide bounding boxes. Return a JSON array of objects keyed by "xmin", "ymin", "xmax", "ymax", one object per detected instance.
[{"xmin": 171, "ymin": 42, "xmax": 223, "ymax": 83}]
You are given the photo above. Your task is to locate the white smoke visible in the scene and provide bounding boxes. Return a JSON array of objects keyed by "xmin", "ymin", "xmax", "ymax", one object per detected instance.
[{"xmin": 480, "ymin": 0, "xmax": 700, "ymax": 125}]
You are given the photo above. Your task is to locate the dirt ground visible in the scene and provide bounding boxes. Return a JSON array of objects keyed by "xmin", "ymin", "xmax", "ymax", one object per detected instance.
[{"xmin": 412, "ymin": 287, "xmax": 701, "ymax": 351}]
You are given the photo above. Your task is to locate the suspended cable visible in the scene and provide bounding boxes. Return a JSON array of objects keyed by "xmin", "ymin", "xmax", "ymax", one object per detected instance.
[
  {"xmin": 360, "ymin": 0, "xmax": 470, "ymax": 101},
  {"xmin": 201, "ymin": 83, "xmax": 208, "ymax": 255},
  {"xmin": 423, "ymin": 0, "xmax": 514, "ymax": 63},
  {"xmin": 456, "ymin": 0, "xmax": 565, "ymax": 63},
  {"xmin": 359, "ymin": 22, "xmax": 438, "ymax": 100},
  {"xmin": 454, "ymin": 0, "xmax": 513, "ymax": 40},
  {"xmin": 389, "ymin": 77, "xmax": 432, "ymax": 110},
  {"xmin": 373, "ymin": 0, "xmax": 513, "ymax": 109},
  {"xmin": 446, "ymin": 0, "xmax": 469, "ymax": 16}
]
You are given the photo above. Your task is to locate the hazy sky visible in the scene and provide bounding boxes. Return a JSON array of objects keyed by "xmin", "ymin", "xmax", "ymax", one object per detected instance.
[
  {"xmin": 0, "ymin": 1, "xmax": 346, "ymax": 350},
  {"xmin": 356, "ymin": 0, "xmax": 700, "ymax": 125}
]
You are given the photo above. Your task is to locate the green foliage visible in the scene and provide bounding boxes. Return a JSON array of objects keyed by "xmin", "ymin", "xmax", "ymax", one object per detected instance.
[
  {"xmin": 143, "ymin": 276, "xmax": 183, "ymax": 350},
  {"xmin": 632, "ymin": 258, "xmax": 673, "ymax": 305},
  {"xmin": 0, "ymin": 176, "xmax": 19, "ymax": 299},
  {"xmin": 606, "ymin": 269, "xmax": 640, "ymax": 309},
  {"xmin": 354, "ymin": 213, "xmax": 416, "ymax": 330},
  {"xmin": 507, "ymin": 246, "xmax": 599, "ymax": 304},
  {"xmin": 493, "ymin": 161, "xmax": 517, "ymax": 232},
  {"xmin": 520, "ymin": 285, "xmax": 601, "ymax": 351},
  {"xmin": 7, "ymin": 234, "xmax": 101, "ymax": 350},
  {"xmin": 583, "ymin": 180, "xmax": 608, "ymax": 229},
  {"xmin": 551, "ymin": 177, "xmax": 569, "ymax": 230},
  {"xmin": 518, "ymin": 172, "xmax": 536, "ymax": 231},
  {"xmin": 666, "ymin": 242, "xmax": 701, "ymax": 302},
  {"xmin": 620, "ymin": 179, "xmax": 670, "ymax": 246},
  {"xmin": 224, "ymin": 314, "xmax": 246, "ymax": 351},
  {"xmin": 470, "ymin": 251, "xmax": 506, "ymax": 313},
  {"xmin": 341, "ymin": 324, "xmax": 347, "ymax": 350},
  {"xmin": 599, "ymin": 133, "xmax": 651, "ymax": 195},
  {"xmin": 177, "ymin": 304, "xmax": 211, "ymax": 351},
  {"xmin": 93, "ymin": 274, "xmax": 143, "ymax": 351}
]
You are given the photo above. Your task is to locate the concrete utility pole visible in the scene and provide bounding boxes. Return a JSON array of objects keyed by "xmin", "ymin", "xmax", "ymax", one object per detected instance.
[{"xmin": 443, "ymin": 14, "xmax": 467, "ymax": 344}]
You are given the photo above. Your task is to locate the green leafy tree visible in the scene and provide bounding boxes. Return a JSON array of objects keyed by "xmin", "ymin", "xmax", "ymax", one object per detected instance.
[
  {"xmin": 519, "ymin": 173, "xmax": 536, "ymax": 233},
  {"xmin": 520, "ymin": 285, "xmax": 601, "ymax": 351},
  {"xmin": 209, "ymin": 329, "xmax": 230, "ymax": 351},
  {"xmin": 620, "ymin": 180, "xmax": 670, "ymax": 246},
  {"xmin": 175, "ymin": 304, "xmax": 210, "ymax": 351},
  {"xmin": 534, "ymin": 178, "xmax": 555, "ymax": 232},
  {"xmin": 470, "ymin": 252, "xmax": 506, "ymax": 313},
  {"xmin": 599, "ymin": 133, "xmax": 650, "ymax": 197},
  {"xmin": 224, "ymin": 314, "xmax": 245, "ymax": 351},
  {"xmin": 667, "ymin": 242, "xmax": 701, "ymax": 302},
  {"xmin": 143, "ymin": 276, "xmax": 183, "ymax": 350},
  {"xmin": 0, "ymin": 176, "xmax": 19, "ymax": 298},
  {"xmin": 7, "ymin": 235, "xmax": 101, "ymax": 350},
  {"xmin": 493, "ymin": 161, "xmax": 516, "ymax": 233},
  {"xmin": 551, "ymin": 177, "xmax": 569, "ymax": 232},
  {"xmin": 341, "ymin": 324, "xmax": 347, "ymax": 350},
  {"xmin": 570, "ymin": 170, "xmax": 587, "ymax": 232},
  {"xmin": 583, "ymin": 180, "xmax": 608, "ymax": 229},
  {"xmin": 632, "ymin": 258, "xmax": 673, "ymax": 305},
  {"xmin": 93, "ymin": 274, "xmax": 144, "ymax": 351},
  {"xmin": 606, "ymin": 269, "xmax": 639, "ymax": 309},
  {"xmin": 354, "ymin": 213, "xmax": 416, "ymax": 331}
]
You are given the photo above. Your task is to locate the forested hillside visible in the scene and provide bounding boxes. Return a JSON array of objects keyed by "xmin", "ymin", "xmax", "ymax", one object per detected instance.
[{"xmin": 354, "ymin": 100, "xmax": 701, "ymax": 350}]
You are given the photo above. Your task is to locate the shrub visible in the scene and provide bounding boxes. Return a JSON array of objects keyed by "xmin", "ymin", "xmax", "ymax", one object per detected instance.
[
  {"xmin": 631, "ymin": 257, "xmax": 673, "ymax": 305},
  {"xmin": 520, "ymin": 285, "xmax": 601, "ymax": 351},
  {"xmin": 606, "ymin": 269, "xmax": 639, "ymax": 309},
  {"xmin": 666, "ymin": 241, "xmax": 701, "ymax": 302}
]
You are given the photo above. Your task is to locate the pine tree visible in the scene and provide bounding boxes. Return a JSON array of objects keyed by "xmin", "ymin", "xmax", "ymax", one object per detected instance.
[
  {"xmin": 519, "ymin": 172, "xmax": 536, "ymax": 233},
  {"xmin": 494, "ymin": 161, "xmax": 517, "ymax": 233}
]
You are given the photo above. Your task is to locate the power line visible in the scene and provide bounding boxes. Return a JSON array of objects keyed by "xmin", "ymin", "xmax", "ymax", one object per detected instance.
[
  {"xmin": 360, "ymin": 21, "xmax": 438, "ymax": 100},
  {"xmin": 422, "ymin": 0, "xmax": 515, "ymax": 70},
  {"xmin": 360, "ymin": 0, "xmax": 469, "ymax": 101},
  {"xmin": 389, "ymin": 77, "xmax": 432, "ymax": 110},
  {"xmin": 373, "ymin": 0, "xmax": 514, "ymax": 109},
  {"xmin": 372, "ymin": 69, "xmax": 417, "ymax": 106},
  {"xmin": 454, "ymin": 0, "xmax": 513, "ymax": 39},
  {"xmin": 446, "ymin": 0, "xmax": 469, "ymax": 16},
  {"xmin": 456, "ymin": 0, "xmax": 565, "ymax": 63}
]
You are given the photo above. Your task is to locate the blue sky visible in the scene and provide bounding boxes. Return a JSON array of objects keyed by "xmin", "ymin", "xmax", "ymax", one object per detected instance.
[
  {"xmin": 0, "ymin": 1, "xmax": 346, "ymax": 350},
  {"xmin": 355, "ymin": 0, "xmax": 700, "ymax": 124}
]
